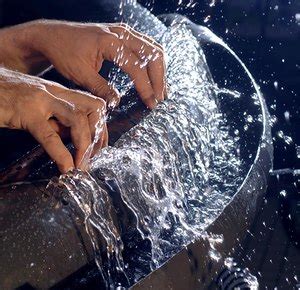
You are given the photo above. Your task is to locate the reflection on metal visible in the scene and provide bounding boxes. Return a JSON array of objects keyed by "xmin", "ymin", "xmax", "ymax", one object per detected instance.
[{"xmin": 217, "ymin": 261, "xmax": 258, "ymax": 290}]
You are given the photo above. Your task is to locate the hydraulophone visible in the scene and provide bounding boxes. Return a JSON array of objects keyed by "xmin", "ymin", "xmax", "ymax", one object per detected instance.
[{"xmin": 0, "ymin": 1, "xmax": 273, "ymax": 289}]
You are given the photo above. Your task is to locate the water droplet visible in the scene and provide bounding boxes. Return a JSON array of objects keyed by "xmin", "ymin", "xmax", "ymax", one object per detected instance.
[
  {"xmin": 280, "ymin": 190, "xmax": 287, "ymax": 197},
  {"xmin": 204, "ymin": 15, "xmax": 211, "ymax": 23},
  {"xmin": 296, "ymin": 145, "xmax": 300, "ymax": 158},
  {"xmin": 284, "ymin": 111, "xmax": 290, "ymax": 121},
  {"xmin": 209, "ymin": 0, "xmax": 216, "ymax": 7},
  {"xmin": 246, "ymin": 115, "xmax": 254, "ymax": 123}
]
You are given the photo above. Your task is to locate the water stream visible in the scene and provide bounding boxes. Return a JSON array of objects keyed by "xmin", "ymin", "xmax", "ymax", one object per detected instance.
[{"xmin": 51, "ymin": 1, "xmax": 267, "ymax": 288}]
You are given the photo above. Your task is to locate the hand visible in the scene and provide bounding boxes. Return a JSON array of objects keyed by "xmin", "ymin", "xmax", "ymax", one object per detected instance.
[
  {"xmin": 0, "ymin": 67, "xmax": 107, "ymax": 173},
  {"xmin": 0, "ymin": 21, "xmax": 167, "ymax": 109}
]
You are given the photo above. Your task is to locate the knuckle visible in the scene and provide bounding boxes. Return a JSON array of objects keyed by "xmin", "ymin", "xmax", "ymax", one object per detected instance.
[
  {"xmin": 155, "ymin": 47, "xmax": 164, "ymax": 59},
  {"xmin": 103, "ymin": 33, "xmax": 120, "ymax": 45},
  {"xmin": 73, "ymin": 109, "xmax": 85, "ymax": 120},
  {"xmin": 73, "ymin": 112, "xmax": 90, "ymax": 133},
  {"xmin": 92, "ymin": 82, "xmax": 107, "ymax": 95},
  {"xmin": 158, "ymin": 47, "xmax": 165, "ymax": 56},
  {"xmin": 151, "ymin": 48, "xmax": 165, "ymax": 65},
  {"xmin": 119, "ymin": 23, "xmax": 131, "ymax": 31},
  {"xmin": 93, "ymin": 98, "xmax": 106, "ymax": 110},
  {"xmin": 42, "ymin": 129, "xmax": 59, "ymax": 144},
  {"xmin": 143, "ymin": 43, "xmax": 164, "ymax": 60},
  {"xmin": 31, "ymin": 87, "xmax": 47, "ymax": 101}
]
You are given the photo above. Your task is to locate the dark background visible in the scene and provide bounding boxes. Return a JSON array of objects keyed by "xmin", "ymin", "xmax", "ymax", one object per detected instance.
[
  {"xmin": 138, "ymin": 0, "xmax": 300, "ymax": 171},
  {"xmin": 0, "ymin": 0, "xmax": 299, "ymax": 288}
]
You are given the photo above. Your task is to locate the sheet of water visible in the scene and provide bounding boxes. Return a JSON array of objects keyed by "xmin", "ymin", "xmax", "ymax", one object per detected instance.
[{"xmin": 53, "ymin": 1, "xmax": 266, "ymax": 288}]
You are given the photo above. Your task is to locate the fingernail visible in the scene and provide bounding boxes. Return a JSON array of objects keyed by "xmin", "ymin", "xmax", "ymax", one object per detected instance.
[
  {"xmin": 160, "ymin": 92, "xmax": 165, "ymax": 101},
  {"xmin": 66, "ymin": 167, "xmax": 74, "ymax": 173},
  {"xmin": 152, "ymin": 97, "xmax": 159, "ymax": 108},
  {"xmin": 146, "ymin": 95, "xmax": 156, "ymax": 109}
]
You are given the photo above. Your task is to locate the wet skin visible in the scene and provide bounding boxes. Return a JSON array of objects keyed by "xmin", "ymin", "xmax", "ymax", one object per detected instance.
[{"xmin": 0, "ymin": 20, "xmax": 166, "ymax": 173}]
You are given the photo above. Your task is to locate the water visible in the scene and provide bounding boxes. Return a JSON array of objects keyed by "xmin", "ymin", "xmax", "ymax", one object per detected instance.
[{"xmin": 51, "ymin": 1, "xmax": 267, "ymax": 288}]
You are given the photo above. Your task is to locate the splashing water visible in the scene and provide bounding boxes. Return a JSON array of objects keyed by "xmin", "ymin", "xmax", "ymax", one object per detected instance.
[{"xmin": 51, "ymin": 1, "xmax": 267, "ymax": 288}]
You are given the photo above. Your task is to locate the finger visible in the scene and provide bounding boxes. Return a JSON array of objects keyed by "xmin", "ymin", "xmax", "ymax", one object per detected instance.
[
  {"xmin": 109, "ymin": 25, "xmax": 167, "ymax": 101},
  {"xmin": 27, "ymin": 118, "xmax": 74, "ymax": 173},
  {"xmin": 47, "ymin": 87, "xmax": 107, "ymax": 165},
  {"xmin": 46, "ymin": 85, "xmax": 107, "ymax": 120},
  {"xmin": 103, "ymin": 125, "xmax": 109, "ymax": 147},
  {"xmin": 87, "ymin": 108, "xmax": 106, "ymax": 157},
  {"xmin": 66, "ymin": 67, "xmax": 121, "ymax": 108},
  {"xmin": 102, "ymin": 34, "xmax": 157, "ymax": 109},
  {"xmin": 62, "ymin": 89, "xmax": 107, "ymax": 146},
  {"xmin": 91, "ymin": 124, "xmax": 108, "ymax": 157},
  {"xmin": 109, "ymin": 23, "xmax": 164, "ymax": 51},
  {"xmin": 80, "ymin": 70, "xmax": 120, "ymax": 109},
  {"xmin": 86, "ymin": 96, "xmax": 107, "ymax": 157},
  {"xmin": 48, "ymin": 118, "xmax": 70, "ymax": 140},
  {"xmin": 88, "ymin": 109, "xmax": 105, "ymax": 139},
  {"xmin": 50, "ymin": 97, "xmax": 92, "ymax": 170},
  {"xmin": 69, "ymin": 112, "xmax": 91, "ymax": 170}
]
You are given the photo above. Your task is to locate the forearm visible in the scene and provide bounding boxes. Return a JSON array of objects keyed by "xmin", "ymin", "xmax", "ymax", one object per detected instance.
[{"xmin": 0, "ymin": 21, "xmax": 50, "ymax": 74}]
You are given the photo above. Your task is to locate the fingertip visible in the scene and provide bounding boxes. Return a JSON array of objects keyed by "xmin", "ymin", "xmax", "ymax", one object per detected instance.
[
  {"xmin": 107, "ymin": 90, "xmax": 121, "ymax": 110},
  {"xmin": 145, "ymin": 96, "xmax": 158, "ymax": 109},
  {"xmin": 74, "ymin": 146, "xmax": 92, "ymax": 169},
  {"xmin": 56, "ymin": 151, "xmax": 74, "ymax": 174},
  {"xmin": 156, "ymin": 91, "xmax": 165, "ymax": 102},
  {"xmin": 59, "ymin": 164, "xmax": 75, "ymax": 174}
]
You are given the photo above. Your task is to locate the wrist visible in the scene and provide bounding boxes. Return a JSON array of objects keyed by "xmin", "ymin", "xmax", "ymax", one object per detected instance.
[
  {"xmin": 21, "ymin": 20, "xmax": 50, "ymax": 52},
  {"xmin": 21, "ymin": 20, "xmax": 67, "ymax": 55},
  {"xmin": 0, "ymin": 21, "xmax": 51, "ymax": 74}
]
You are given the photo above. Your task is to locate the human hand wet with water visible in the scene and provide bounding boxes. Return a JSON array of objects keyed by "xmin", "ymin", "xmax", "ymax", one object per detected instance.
[
  {"xmin": 0, "ymin": 20, "xmax": 167, "ymax": 109},
  {"xmin": 0, "ymin": 68, "xmax": 107, "ymax": 173},
  {"xmin": 0, "ymin": 20, "xmax": 166, "ymax": 173}
]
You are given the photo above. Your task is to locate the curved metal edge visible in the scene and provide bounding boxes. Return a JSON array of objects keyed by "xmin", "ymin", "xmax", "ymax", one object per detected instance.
[{"xmin": 131, "ymin": 100, "xmax": 273, "ymax": 289}]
